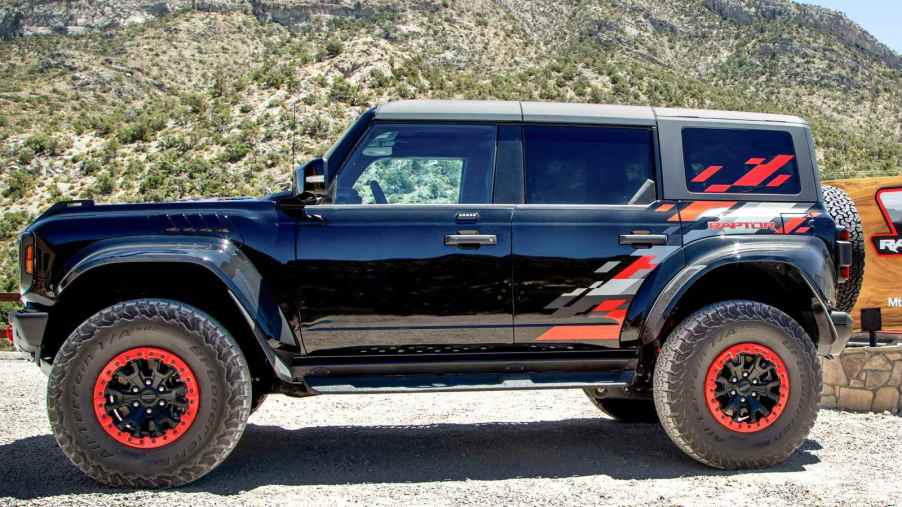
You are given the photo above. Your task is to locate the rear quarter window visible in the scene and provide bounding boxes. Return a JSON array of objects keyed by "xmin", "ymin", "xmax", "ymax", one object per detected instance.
[{"xmin": 682, "ymin": 128, "xmax": 800, "ymax": 195}]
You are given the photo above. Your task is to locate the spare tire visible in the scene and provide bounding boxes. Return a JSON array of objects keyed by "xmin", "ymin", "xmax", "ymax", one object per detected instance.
[{"xmin": 822, "ymin": 185, "xmax": 865, "ymax": 312}]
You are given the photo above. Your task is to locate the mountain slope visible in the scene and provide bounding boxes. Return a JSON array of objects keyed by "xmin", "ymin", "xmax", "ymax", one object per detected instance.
[{"xmin": 0, "ymin": 0, "xmax": 900, "ymax": 293}]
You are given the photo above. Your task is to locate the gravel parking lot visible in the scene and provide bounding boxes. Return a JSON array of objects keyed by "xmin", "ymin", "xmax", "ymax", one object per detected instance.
[{"xmin": 1, "ymin": 355, "xmax": 901, "ymax": 506}]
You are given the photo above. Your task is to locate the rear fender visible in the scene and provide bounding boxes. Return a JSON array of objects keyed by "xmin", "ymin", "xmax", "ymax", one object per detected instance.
[{"xmin": 640, "ymin": 235, "xmax": 839, "ymax": 348}]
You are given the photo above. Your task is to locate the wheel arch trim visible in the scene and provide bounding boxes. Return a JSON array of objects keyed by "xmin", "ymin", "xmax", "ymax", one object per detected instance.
[
  {"xmin": 55, "ymin": 237, "xmax": 298, "ymax": 381},
  {"xmin": 639, "ymin": 239, "xmax": 840, "ymax": 349}
]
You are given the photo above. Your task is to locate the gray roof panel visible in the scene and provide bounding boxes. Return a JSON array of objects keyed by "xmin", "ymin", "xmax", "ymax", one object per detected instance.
[
  {"xmin": 375, "ymin": 100, "xmax": 522, "ymax": 122},
  {"xmin": 521, "ymin": 101, "xmax": 655, "ymax": 126},
  {"xmin": 372, "ymin": 100, "xmax": 807, "ymax": 126},
  {"xmin": 653, "ymin": 107, "xmax": 807, "ymax": 125}
]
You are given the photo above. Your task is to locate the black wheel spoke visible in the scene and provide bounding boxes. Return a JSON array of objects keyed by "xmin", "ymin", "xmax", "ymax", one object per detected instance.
[
  {"xmin": 710, "ymin": 349, "xmax": 785, "ymax": 427},
  {"xmin": 101, "ymin": 355, "xmax": 191, "ymax": 441}
]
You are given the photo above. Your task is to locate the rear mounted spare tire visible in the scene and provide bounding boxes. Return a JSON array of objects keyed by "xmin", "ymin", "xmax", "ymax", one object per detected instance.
[{"xmin": 822, "ymin": 184, "xmax": 864, "ymax": 312}]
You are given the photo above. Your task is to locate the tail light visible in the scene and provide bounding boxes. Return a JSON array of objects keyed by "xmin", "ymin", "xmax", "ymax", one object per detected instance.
[
  {"xmin": 24, "ymin": 244, "xmax": 34, "ymax": 275},
  {"xmin": 4, "ymin": 326, "xmax": 12, "ymax": 346},
  {"xmin": 837, "ymin": 228, "xmax": 850, "ymax": 241},
  {"xmin": 839, "ymin": 265, "xmax": 851, "ymax": 281}
]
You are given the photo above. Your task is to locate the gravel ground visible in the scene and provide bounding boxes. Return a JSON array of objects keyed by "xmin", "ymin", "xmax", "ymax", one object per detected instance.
[{"xmin": 1, "ymin": 356, "xmax": 901, "ymax": 506}]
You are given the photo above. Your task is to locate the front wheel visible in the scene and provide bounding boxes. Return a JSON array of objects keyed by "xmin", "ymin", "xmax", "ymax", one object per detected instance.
[
  {"xmin": 653, "ymin": 300, "xmax": 821, "ymax": 469},
  {"xmin": 47, "ymin": 299, "xmax": 252, "ymax": 487}
]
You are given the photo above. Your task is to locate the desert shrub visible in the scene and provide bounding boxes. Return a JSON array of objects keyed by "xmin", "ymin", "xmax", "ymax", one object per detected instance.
[
  {"xmin": 0, "ymin": 211, "xmax": 29, "ymax": 240},
  {"xmin": 92, "ymin": 171, "xmax": 115, "ymax": 195},
  {"xmin": 17, "ymin": 147, "xmax": 35, "ymax": 166},
  {"xmin": 24, "ymin": 132, "xmax": 63, "ymax": 155},
  {"xmin": 223, "ymin": 141, "xmax": 251, "ymax": 163},
  {"xmin": 4, "ymin": 169, "xmax": 36, "ymax": 199},
  {"xmin": 328, "ymin": 76, "xmax": 364, "ymax": 105}
]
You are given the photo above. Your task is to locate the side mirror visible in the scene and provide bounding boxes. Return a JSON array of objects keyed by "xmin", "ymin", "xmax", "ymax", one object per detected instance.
[{"xmin": 292, "ymin": 158, "xmax": 325, "ymax": 198}]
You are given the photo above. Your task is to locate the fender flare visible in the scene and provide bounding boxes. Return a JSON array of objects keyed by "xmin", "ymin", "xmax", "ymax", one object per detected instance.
[
  {"xmin": 57, "ymin": 236, "xmax": 297, "ymax": 381},
  {"xmin": 638, "ymin": 236, "xmax": 840, "ymax": 347}
]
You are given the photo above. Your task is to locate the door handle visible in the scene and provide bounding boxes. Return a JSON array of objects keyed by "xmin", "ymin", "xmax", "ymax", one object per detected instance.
[
  {"xmin": 619, "ymin": 234, "xmax": 667, "ymax": 246},
  {"xmin": 444, "ymin": 234, "xmax": 497, "ymax": 247}
]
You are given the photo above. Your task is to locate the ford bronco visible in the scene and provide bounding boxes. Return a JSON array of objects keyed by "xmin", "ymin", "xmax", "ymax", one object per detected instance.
[{"xmin": 9, "ymin": 100, "xmax": 864, "ymax": 486}]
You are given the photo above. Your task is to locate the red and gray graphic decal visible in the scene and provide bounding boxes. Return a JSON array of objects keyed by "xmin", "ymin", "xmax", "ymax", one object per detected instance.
[
  {"xmin": 691, "ymin": 155, "xmax": 797, "ymax": 194},
  {"xmin": 537, "ymin": 245, "xmax": 680, "ymax": 342},
  {"xmin": 671, "ymin": 201, "xmax": 818, "ymax": 243},
  {"xmin": 873, "ymin": 186, "xmax": 902, "ymax": 255}
]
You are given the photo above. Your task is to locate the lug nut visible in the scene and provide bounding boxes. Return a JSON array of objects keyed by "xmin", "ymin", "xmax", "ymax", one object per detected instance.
[
  {"xmin": 158, "ymin": 386, "xmax": 165, "ymax": 392},
  {"xmin": 752, "ymin": 393, "xmax": 758, "ymax": 398},
  {"xmin": 159, "ymin": 401, "xmax": 166, "ymax": 406},
  {"xmin": 144, "ymin": 379, "xmax": 152, "ymax": 386},
  {"xmin": 132, "ymin": 387, "xmax": 139, "ymax": 393},
  {"xmin": 740, "ymin": 397, "xmax": 747, "ymax": 402},
  {"xmin": 132, "ymin": 401, "xmax": 140, "ymax": 407},
  {"xmin": 146, "ymin": 408, "xmax": 152, "ymax": 414},
  {"xmin": 730, "ymin": 390, "xmax": 736, "ymax": 395},
  {"xmin": 743, "ymin": 372, "xmax": 749, "ymax": 378}
]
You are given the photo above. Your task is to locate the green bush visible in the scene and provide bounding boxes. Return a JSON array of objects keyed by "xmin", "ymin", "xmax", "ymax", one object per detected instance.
[
  {"xmin": 4, "ymin": 169, "xmax": 36, "ymax": 199},
  {"xmin": 0, "ymin": 211, "xmax": 29, "ymax": 240},
  {"xmin": 17, "ymin": 147, "xmax": 35, "ymax": 166},
  {"xmin": 223, "ymin": 142, "xmax": 251, "ymax": 163},
  {"xmin": 92, "ymin": 171, "xmax": 115, "ymax": 195}
]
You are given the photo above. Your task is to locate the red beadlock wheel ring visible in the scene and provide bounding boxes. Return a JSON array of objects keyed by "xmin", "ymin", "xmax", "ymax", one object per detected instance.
[
  {"xmin": 704, "ymin": 342, "xmax": 790, "ymax": 433},
  {"xmin": 92, "ymin": 347, "xmax": 200, "ymax": 449}
]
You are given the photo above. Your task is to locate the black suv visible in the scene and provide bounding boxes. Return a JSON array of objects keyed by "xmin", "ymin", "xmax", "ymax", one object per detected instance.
[{"xmin": 9, "ymin": 100, "xmax": 863, "ymax": 487}]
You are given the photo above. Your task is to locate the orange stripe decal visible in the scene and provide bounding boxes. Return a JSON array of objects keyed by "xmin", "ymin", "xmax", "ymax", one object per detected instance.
[
  {"xmin": 691, "ymin": 165, "xmax": 722, "ymax": 183},
  {"xmin": 671, "ymin": 200, "xmax": 737, "ymax": 222},
  {"xmin": 656, "ymin": 203, "xmax": 674, "ymax": 212},
  {"xmin": 536, "ymin": 324, "xmax": 621, "ymax": 341},
  {"xmin": 592, "ymin": 299, "xmax": 627, "ymax": 312},
  {"xmin": 734, "ymin": 154, "xmax": 795, "ymax": 187}
]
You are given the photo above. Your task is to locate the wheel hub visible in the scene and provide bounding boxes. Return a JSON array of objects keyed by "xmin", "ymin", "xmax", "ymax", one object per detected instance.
[
  {"xmin": 93, "ymin": 347, "xmax": 200, "ymax": 449},
  {"xmin": 704, "ymin": 342, "xmax": 790, "ymax": 433}
]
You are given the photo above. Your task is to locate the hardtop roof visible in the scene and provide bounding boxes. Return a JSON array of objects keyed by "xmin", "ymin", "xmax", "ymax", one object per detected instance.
[{"xmin": 373, "ymin": 100, "xmax": 807, "ymax": 126}]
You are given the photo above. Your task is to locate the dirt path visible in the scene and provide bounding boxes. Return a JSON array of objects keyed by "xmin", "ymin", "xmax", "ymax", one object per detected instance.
[{"xmin": 1, "ymin": 358, "xmax": 900, "ymax": 506}]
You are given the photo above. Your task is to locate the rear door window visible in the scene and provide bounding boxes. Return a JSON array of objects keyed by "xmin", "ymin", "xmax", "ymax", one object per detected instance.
[
  {"xmin": 682, "ymin": 128, "xmax": 800, "ymax": 194},
  {"xmin": 524, "ymin": 126, "xmax": 656, "ymax": 205}
]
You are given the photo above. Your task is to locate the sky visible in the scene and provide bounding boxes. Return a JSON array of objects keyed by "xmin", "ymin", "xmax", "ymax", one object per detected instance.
[{"xmin": 801, "ymin": 1, "xmax": 902, "ymax": 53}]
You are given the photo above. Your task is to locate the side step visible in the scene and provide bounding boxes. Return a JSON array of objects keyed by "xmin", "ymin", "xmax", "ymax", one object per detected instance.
[{"xmin": 304, "ymin": 371, "xmax": 633, "ymax": 394}]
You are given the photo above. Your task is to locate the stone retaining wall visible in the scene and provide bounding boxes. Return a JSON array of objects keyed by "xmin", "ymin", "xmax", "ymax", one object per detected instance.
[{"xmin": 820, "ymin": 345, "xmax": 902, "ymax": 413}]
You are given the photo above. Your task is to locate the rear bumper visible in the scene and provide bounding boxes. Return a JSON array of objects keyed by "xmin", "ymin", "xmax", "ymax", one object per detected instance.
[
  {"xmin": 820, "ymin": 310, "xmax": 852, "ymax": 357},
  {"xmin": 8, "ymin": 309, "xmax": 48, "ymax": 361}
]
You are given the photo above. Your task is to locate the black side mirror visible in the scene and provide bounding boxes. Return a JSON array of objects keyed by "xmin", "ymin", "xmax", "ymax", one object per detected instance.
[{"xmin": 292, "ymin": 158, "xmax": 325, "ymax": 199}]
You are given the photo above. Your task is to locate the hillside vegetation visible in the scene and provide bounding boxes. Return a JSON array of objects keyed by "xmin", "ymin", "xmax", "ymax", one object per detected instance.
[{"xmin": 0, "ymin": 0, "xmax": 900, "ymax": 294}]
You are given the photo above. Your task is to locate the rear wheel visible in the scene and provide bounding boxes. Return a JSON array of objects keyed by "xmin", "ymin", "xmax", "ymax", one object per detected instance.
[
  {"xmin": 822, "ymin": 184, "xmax": 864, "ymax": 312},
  {"xmin": 653, "ymin": 300, "xmax": 820, "ymax": 469},
  {"xmin": 47, "ymin": 299, "xmax": 252, "ymax": 487},
  {"xmin": 583, "ymin": 389, "xmax": 658, "ymax": 423}
]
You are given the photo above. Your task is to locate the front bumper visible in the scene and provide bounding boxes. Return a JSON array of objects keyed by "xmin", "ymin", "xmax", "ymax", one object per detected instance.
[
  {"xmin": 819, "ymin": 310, "xmax": 853, "ymax": 357},
  {"xmin": 8, "ymin": 309, "xmax": 48, "ymax": 360}
]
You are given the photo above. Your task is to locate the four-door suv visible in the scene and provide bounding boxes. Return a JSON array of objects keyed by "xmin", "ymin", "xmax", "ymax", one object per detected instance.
[{"xmin": 9, "ymin": 100, "xmax": 862, "ymax": 487}]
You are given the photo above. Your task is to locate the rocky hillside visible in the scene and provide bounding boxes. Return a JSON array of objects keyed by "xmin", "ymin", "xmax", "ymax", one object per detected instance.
[{"xmin": 0, "ymin": 0, "xmax": 900, "ymax": 294}]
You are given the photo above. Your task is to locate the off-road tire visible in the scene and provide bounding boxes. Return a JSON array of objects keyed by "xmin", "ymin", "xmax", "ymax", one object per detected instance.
[
  {"xmin": 653, "ymin": 300, "xmax": 821, "ymax": 469},
  {"xmin": 47, "ymin": 299, "xmax": 252, "ymax": 487},
  {"xmin": 822, "ymin": 184, "xmax": 865, "ymax": 312},
  {"xmin": 583, "ymin": 390, "xmax": 659, "ymax": 423}
]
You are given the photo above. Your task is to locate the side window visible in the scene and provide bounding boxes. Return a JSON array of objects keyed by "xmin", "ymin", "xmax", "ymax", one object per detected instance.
[
  {"xmin": 334, "ymin": 124, "xmax": 496, "ymax": 205},
  {"xmin": 524, "ymin": 126, "xmax": 656, "ymax": 205},
  {"xmin": 683, "ymin": 128, "xmax": 800, "ymax": 194}
]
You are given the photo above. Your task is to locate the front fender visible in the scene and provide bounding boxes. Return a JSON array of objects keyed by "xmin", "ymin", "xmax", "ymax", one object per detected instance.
[
  {"xmin": 640, "ymin": 235, "xmax": 839, "ymax": 346},
  {"xmin": 58, "ymin": 236, "xmax": 297, "ymax": 380}
]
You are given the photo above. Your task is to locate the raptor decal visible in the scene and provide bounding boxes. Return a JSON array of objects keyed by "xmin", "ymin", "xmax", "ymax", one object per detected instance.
[{"xmin": 872, "ymin": 187, "xmax": 902, "ymax": 255}]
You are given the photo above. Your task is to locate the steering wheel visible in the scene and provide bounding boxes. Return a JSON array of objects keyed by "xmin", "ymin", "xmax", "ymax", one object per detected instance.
[{"xmin": 368, "ymin": 180, "xmax": 388, "ymax": 204}]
